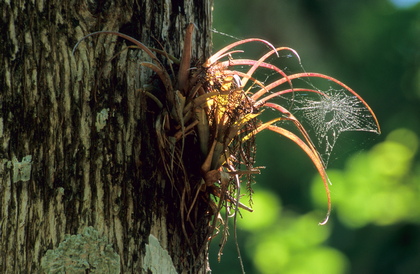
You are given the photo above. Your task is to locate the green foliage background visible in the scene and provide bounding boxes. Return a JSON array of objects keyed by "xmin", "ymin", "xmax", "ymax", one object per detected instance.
[{"xmin": 209, "ymin": 0, "xmax": 420, "ymax": 273}]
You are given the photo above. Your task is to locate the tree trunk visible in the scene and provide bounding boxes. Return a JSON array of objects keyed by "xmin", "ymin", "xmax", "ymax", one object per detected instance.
[{"xmin": 1, "ymin": 0, "xmax": 212, "ymax": 272}]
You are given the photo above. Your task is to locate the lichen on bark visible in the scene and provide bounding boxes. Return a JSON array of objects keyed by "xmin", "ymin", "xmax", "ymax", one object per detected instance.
[{"xmin": 41, "ymin": 226, "xmax": 120, "ymax": 273}]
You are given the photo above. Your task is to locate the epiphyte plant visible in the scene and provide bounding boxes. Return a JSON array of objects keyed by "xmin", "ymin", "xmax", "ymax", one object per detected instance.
[{"xmin": 74, "ymin": 23, "xmax": 380, "ymax": 247}]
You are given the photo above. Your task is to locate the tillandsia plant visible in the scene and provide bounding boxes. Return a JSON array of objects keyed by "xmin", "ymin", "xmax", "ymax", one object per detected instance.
[{"xmin": 74, "ymin": 23, "xmax": 380, "ymax": 267}]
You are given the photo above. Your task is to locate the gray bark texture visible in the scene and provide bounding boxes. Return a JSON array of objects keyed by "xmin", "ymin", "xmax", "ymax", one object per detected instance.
[{"xmin": 1, "ymin": 0, "xmax": 213, "ymax": 272}]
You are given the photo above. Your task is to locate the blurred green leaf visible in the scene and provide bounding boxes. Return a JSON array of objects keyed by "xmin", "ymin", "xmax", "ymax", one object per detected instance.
[
  {"xmin": 238, "ymin": 190, "xmax": 282, "ymax": 231},
  {"xmin": 312, "ymin": 128, "xmax": 420, "ymax": 228},
  {"xmin": 246, "ymin": 212, "xmax": 344, "ymax": 273}
]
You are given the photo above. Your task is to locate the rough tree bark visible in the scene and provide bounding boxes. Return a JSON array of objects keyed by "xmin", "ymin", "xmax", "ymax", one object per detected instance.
[{"xmin": 1, "ymin": 0, "xmax": 212, "ymax": 272}]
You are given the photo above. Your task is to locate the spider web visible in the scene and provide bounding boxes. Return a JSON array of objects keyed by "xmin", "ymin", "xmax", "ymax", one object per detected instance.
[{"xmin": 291, "ymin": 88, "xmax": 380, "ymax": 167}]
